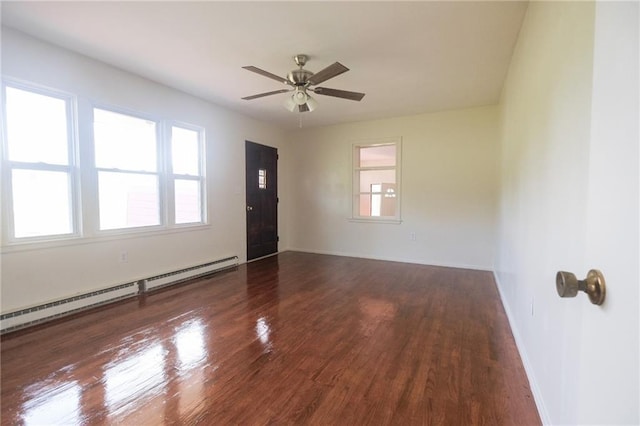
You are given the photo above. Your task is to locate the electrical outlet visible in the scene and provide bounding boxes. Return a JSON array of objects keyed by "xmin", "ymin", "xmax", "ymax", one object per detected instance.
[
  {"xmin": 119, "ymin": 251, "xmax": 128, "ymax": 263},
  {"xmin": 409, "ymin": 232, "xmax": 417, "ymax": 241}
]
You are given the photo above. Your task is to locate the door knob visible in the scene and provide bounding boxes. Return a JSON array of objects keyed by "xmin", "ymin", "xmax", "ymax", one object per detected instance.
[
  {"xmin": 556, "ymin": 269, "xmax": 606, "ymax": 305},
  {"xmin": 246, "ymin": 206, "xmax": 253, "ymax": 211}
]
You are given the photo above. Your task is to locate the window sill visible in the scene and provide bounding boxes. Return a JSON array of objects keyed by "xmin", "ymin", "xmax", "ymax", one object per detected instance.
[
  {"xmin": 1, "ymin": 223, "xmax": 211, "ymax": 254},
  {"xmin": 348, "ymin": 218, "xmax": 403, "ymax": 225}
]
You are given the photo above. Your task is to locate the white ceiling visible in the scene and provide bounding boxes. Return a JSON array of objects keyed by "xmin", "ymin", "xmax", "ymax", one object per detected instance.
[{"xmin": 1, "ymin": 1, "xmax": 528, "ymax": 129}]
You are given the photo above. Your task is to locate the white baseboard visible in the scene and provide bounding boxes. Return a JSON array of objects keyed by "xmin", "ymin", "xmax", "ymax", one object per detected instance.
[
  {"xmin": 493, "ymin": 271, "xmax": 550, "ymax": 425},
  {"xmin": 285, "ymin": 247, "xmax": 493, "ymax": 272}
]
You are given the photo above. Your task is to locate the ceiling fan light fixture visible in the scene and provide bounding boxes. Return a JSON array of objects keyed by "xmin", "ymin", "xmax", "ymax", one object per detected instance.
[
  {"xmin": 293, "ymin": 89, "xmax": 308, "ymax": 105},
  {"xmin": 283, "ymin": 95, "xmax": 297, "ymax": 112},
  {"xmin": 306, "ymin": 94, "xmax": 318, "ymax": 112}
]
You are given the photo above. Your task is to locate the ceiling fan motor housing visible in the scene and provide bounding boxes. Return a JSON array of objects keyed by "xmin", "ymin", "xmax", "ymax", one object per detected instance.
[{"xmin": 287, "ymin": 69, "xmax": 313, "ymax": 86}]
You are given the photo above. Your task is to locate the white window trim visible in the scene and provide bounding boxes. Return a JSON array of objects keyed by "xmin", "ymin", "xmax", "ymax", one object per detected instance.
[
  {"xmin": 167, "ymin": 121, "xmax": 207, "ymax": 226},
  {"xmin": 349, "ymin": 137, "xmax": 402, "ymax": 224},
  {"xmin": 1, "ymin": 79, "xmax": 82, "ymax": 244},
  {"xmin": 0, "ymin": 79, "xmax": 209, "ymax": 248}
]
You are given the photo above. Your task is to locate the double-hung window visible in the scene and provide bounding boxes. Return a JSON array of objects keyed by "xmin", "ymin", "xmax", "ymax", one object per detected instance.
[
  {"xmin": 352, "ymin": 139, "xmax": 401, "ymax": 222},
  {"xmin": 2, "ymin": 83, "xmax": 78, "ymax": 241},
  {"xmin": 92, "ymin": 108, "xmax": 206, "ymax": 232},
  {"xmin": 93, "ymin": 108, "xmax": 161, "ymax": 230},
  {"xmin": 2, "ymin": 80, "xmax": 207, "ymax": 244},
  {"xmin": 170, "ymin": 125, "xmax": 204, "ymax": 225}
]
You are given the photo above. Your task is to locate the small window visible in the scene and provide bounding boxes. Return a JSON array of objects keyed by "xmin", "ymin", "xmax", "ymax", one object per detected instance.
[
  {"xmin": 171, "ymin": 125, "xmax": 204, "ymax": 224},
  {"xmin": 352, "ymin": 140, "xmax": 401, "ymax": 222},
  {"xmin": 258, "ymin": 169, "xmax": 267, "ymax": 189},
  {"xmin": 2, "ymin": 84, "xmax": 78, "ymax": 240}
]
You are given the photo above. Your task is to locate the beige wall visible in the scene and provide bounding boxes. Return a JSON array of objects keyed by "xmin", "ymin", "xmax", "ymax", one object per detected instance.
[
  {"xmin": 1, "ymin": 29, "xmax": 289, "ymax": 312},
  {"xmin": 287, "ymin": 106, "xmax": 499, "ymax": 270}
]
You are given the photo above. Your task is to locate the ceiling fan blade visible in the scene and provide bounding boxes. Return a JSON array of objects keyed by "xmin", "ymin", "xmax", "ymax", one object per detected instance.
[
  {"xmin": 298, "ymin": 103, "xmax": 310, "ymax": 113},
  {"xmin": 242, "ymin": 66, "xmax": 292, "ymax": 86},
  {"xmin": 242, "ymin": 89, "xmax": 292, "ymax": 100},
  {"xmin": 307, "ymin": 62, "xmax": 349, "ymax": 85},
  {"xmin": 312, "ymin": 87, "xmax": 365, "ymax": 101}
]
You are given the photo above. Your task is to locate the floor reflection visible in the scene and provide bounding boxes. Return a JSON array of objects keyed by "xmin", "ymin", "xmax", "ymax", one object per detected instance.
[
  {"xmin": 174, "ymin": 319, "xmax": 206, "ymax": 371},
  {"xmin": 104, "ymin": 343, "xmax": 166, "ymax": 418},
  {"xmin": 22, "ymin": 380, "xmax": 81, "ymax": 425},
  {"xmin": 255, "ymin": 317, "xmax": 271, "ymax": 347}
]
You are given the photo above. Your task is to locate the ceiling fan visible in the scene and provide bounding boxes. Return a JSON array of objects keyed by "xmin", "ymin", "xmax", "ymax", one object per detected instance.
[{"xmin": 241, "ymin": 54, "xmax": 365, "ymax": 113}]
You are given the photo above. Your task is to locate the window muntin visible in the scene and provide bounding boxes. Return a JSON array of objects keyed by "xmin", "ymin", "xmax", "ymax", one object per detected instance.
[
  {"xmin": 352, "ymin": 140, "xmax": 401, "ymax": 221},
  {"xmin": 2, "ymin": 83, "xmax": 78, "ymax": 241}
]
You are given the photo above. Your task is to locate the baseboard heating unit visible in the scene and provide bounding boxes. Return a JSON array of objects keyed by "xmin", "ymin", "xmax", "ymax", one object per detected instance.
[
  {"xmin": 0, "ymin": 255, "xmax": 239, "ymax": 334},
  {"xmin": 142, "ymin": 256, "xmax": 238, "ymax": 291}
]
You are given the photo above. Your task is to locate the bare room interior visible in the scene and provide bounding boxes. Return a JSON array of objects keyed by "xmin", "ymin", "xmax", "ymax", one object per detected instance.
[{"xmin": 1, "ymin": 2, "xmax": 638, "ymax": 425}]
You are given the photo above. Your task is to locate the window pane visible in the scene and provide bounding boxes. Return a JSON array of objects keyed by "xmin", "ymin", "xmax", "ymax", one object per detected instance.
[
  {"xmin": 358, "ymin": 189, "xmax": 397, "ymax": 218},
  {"xmin": 98, "ymin": 172, "xmax": 159, "ymax": 230},
  {"xmin": 359, "ymin": 145, "xmax": 396, "ymax": 168},
  {"xmin": 12, "ymin": 169, "xmax": 72, "ymax": 238},
  {"xmin": 5, "ymin": 87, "xmax": 69, "ymax": 165},
  {"xmin": 171, "ymin": 127, "xmax": 199, "ymax": 175},
  {"xmin": 258, "ymin": 169, "xmax": 267, "ymax": 189},
  {"xmin": 94, "ymin": 109, "xmax": 157, "ymax": 171},
  {"xmin": 358, "ymin": 169, "xmax": 396, "ymax": 192},
  {"xmin": 174, "ymin": 180, "xmax": 201, "ymax": 224}
]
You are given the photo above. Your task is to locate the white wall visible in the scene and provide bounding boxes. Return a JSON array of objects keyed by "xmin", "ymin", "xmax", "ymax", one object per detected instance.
[
  {"xmin": 0, "ymin": 28, "xmax": 289, "ymax": 312},
  {"xmin": 579, "ymin": 1, "xmax": 639, "ymax": 423},
  {"xmin": 288, "ymin": 106, "xmax": 499, "ymax": 270},
  {"xmin": 496, "ymin": 1, "xmax": 639, "ymax": 424}
]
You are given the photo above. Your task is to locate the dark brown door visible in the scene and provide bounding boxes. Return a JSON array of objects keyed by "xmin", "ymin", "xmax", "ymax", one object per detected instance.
[{"xmin": 245, "ymin": 141, "xmax": 278, "ymax": 260}]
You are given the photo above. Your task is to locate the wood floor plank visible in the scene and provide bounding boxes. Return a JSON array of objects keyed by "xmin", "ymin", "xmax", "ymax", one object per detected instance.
[{"xmin": 1, "ymin": 252, "xmax": 540, "ymax": 425}]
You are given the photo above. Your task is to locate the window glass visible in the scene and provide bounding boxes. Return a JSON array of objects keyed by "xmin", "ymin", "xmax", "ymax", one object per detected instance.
[
  {"xmin": 94, "ymin": 109, "xmax": 157, "ymax": 172},
  {"xmin": 174, "ymin": 180, "xmax": 201, "ymax": 224},
  {"xmin": 353, "ymin": 141, "xmax": 400, "ymax": 220},
  {"xmin": 359, "ymin": 145, "xmax": 396, "ymax": 168},
  {"xmin": 171, "ymin": 127, "xmax": 199, "ymax": 175},
  {"xmin": 12, "ymin": 170, "xmax": 72, "ymax": 238},
  {"xmin": 358, "ymin": 169, "xmax": 396, "ymax": 192},
  {"xmin": 258, "ymin": 169, "xmax": 267, "ymax": 189},
  {"xmin": 98, "ymin": 172, "xmax": 159, "ymax": 230},
  {"xmin": 5, "ymin": 87, "xmax": 69, "ymax": 165}
]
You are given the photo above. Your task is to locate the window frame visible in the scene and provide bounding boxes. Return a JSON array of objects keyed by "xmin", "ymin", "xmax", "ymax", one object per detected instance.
[
  {"xmin": 91, "ymin": 106, "xmax": 208, "ymax": 234},
  {"xmin": 167, "ymin": 121, "xmax": 207, "ymax": 226},
  {"xmin": 0, "ymin": 78, "xmax": 209, "ymax": 248},
  {"xmin": 92, "ymin": 104, "xmax": 165, "ymax": 233},
  {"xmin": 1, "ymin": 80, "xmax": 82, "ymax": 243},
  {"xmin": 350, "ymin": 137, "xmax": 402, "ymax": 224}
]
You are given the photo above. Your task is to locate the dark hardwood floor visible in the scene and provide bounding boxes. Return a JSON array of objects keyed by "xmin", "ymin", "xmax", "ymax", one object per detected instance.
[{"xmin": 1, "ymin": 252, "xmax": 540, "ymax": 425}]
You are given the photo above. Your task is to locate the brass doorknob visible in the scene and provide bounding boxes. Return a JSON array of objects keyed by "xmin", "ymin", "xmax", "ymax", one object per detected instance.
[{"xmin": 556, "ymin": 269, "xmax": 606, "ymax": 305}]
